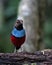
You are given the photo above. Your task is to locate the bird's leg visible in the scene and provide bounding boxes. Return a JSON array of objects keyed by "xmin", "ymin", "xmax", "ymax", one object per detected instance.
[
  {"xmin": 14, "ymin": 47, "xmax": 20, "ymax": 53},
  {"xmin": 14, "ymin": 48, "xmax": 17, "ymax": 53}
]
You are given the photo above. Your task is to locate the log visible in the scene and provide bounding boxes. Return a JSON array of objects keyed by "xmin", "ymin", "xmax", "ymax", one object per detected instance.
[{"xmin": 0, "ymin": 50, "xmax": 52, "ymax": 65}]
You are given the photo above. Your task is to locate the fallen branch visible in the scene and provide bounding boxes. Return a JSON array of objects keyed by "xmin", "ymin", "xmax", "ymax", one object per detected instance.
[{"xmin": 0, "ymin": 50, "xmax": 52, "ymax": 65}]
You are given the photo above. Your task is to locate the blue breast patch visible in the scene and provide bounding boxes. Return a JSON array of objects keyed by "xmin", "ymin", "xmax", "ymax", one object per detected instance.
[{"xmin": 12, "ymin": 28, "xmax": 25, "ymax": 37}]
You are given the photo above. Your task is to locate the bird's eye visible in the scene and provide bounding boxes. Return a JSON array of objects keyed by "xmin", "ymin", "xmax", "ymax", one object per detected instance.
[
  {"xmin": 20, "ymin": 20, "xmax": 23, "ymax": 24},
  {"xmin": 16, "ymin": 20, "xmax": 20, "ymax": 23}
]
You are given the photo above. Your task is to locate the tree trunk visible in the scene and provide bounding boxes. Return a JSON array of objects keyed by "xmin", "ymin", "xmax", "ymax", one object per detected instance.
[{"xmin": 17, "ymin": 0, "xmax": 47, "ymax": 52}]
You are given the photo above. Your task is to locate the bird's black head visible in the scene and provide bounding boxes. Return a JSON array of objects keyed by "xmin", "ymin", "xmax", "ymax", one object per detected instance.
[{"xmin": 14, "ymin": 20, "xmax": 23, "ymax": 30}]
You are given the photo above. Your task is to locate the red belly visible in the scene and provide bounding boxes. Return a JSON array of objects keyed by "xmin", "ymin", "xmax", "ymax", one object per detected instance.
[{"xmin": 10, "ymin": 35, "xmax": 25, "ymax": 47}]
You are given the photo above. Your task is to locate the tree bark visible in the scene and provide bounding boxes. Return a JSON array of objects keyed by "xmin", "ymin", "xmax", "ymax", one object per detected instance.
[
  {"xmin": 0, "ymin": 50, "xmax": 52, "ymax": 65},
  {"xmin": 17, "ymin": 0, "xmax": 47, "ymax": 52}
]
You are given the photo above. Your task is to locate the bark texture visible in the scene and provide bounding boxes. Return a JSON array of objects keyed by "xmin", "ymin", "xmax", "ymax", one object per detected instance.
[{"xmin": 17, "ymin": 0, "xmax": 47, "ymax": 52}]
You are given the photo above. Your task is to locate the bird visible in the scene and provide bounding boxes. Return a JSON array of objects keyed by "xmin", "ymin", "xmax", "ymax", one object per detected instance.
[{"xmin": 10, "ymin": 17, "xmax": 26, "ymax": 52}]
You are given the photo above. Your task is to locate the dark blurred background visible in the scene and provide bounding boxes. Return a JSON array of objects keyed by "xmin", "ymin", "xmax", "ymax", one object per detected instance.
[
  {"xmin": 0, "ymin": 0, "xmax": 20, "ymax": 53},
  {"xmin": 0, "ymin": 0, "xmax": 52, "ymax": 53}
]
